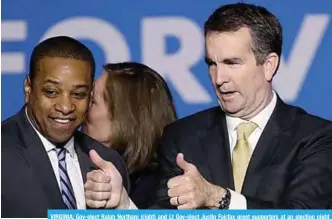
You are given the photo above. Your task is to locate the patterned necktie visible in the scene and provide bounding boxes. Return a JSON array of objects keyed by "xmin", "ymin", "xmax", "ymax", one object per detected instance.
[
  {"xmin": 232, "ymin": 122, "xmax": 257, "ymax": 193},
  {"xmin": 55, "ymin": 148, "xmax": 77, "ymax": 209}
]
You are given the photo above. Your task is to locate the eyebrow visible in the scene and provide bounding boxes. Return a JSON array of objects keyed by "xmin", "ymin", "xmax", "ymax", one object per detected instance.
[
  {"xmin": 44, "ymin": 79, "xmax": 60, "ymax": 85},
  {"xmin": 204, "ymin": 57, "xmax": 215, "ymax": 64},
  {"xmin": 205, "ymin": 56, "xmax": 243, "ymax": 64},
  {"xmin": 73, "ymin": 84, "xmax": 89, "ymax": 89},
  {"xmin": 44, "ymin": 79, "xmax": 89, "ymax": 89},
  {"xmin": 223, "ymin": 57, "xmax": 243, "ymax": 63}
]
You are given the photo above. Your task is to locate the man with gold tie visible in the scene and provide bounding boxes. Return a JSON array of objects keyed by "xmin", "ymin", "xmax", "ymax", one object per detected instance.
[
  {"xmin": 150, "ymin": 3, "xmax": 332, "ymax": 209},
  {"xmin": 84, "ymin": 3, "xmax": 332, "ymax": 209}
]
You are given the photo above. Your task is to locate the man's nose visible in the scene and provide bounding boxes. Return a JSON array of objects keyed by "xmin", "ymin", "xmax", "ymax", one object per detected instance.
[
  {"xmin": 215, "ymin": 65, "xmax": 230, "ymax": 85},
  {"xmin": 55, "ymin": 95, "xmax": 75, "ymax": 115}
]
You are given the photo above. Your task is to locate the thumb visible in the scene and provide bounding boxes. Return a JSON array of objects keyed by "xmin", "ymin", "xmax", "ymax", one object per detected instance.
[
  {"xmin": 176, "ymin": 153, "xmax": 191, "ymax": 172},
  {"xmin": 89, "ymin": 149, "xmax": 108, "ymax": 171}
]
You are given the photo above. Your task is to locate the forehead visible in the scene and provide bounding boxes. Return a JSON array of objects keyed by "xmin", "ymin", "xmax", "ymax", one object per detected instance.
[
  {"xmin": 93, "ymin": 71, "xmax": 108, "ymax": 98},
  {"xmin": 35, "ymin": 57, "xmax": 92, "ymax": 85},
  {"xmin": 205, "ymin": 27, "xmax": 253, "ymax": 59},
  {"xmin": 95, "ymin": 71, "xmax": 108, "ymax": 90}
]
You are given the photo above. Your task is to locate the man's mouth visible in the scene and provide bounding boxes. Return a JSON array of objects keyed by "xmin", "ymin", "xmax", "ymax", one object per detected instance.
[
  {"xmin": 50, "ymin": 117, "xmax": 75, "ymax": 125},
  {"xmin": 220, "ymin": 91, "xmax": 236, "ymax": 95},
  {"xmin": 53, "ymin": 119, "xmax": 71, "ymax": 124}
]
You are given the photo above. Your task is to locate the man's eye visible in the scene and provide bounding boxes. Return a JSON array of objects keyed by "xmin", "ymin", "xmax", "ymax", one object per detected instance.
[
  {"xmin": 205, "ymin": 59, "xmax": 216, "ymax": 67},
  {"xmin": 44, "ymin": 90, "xmax": 57, "ymax": 97},
  {"xmin": 224, "ymin": 60, "xmax": 241, "ymax": 65},
  {"xmin": 73, "ymin": 93, "xmax": 87, "ymax": 99}
]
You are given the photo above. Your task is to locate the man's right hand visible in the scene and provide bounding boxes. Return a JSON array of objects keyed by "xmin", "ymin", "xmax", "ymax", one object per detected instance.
[{"xmin": 84, "ymin": 149, "xmax": 130, "ymax": 209}]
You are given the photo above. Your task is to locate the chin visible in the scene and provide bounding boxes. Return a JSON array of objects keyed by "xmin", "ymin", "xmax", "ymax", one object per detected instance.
[
  {"xmin": 50, "ymin": 131, "xmax": 74, "ymax": 143},
  {"xmin": 220, "ymin": 103, "xmax": 238, "ymax": 113},
  {"xmin": 48, "ymin": 137, "xmax": 71, "ymax": 145},
  {"xmin": 222, "ymin": 106, "xmax": 243, "ymax": 117}
]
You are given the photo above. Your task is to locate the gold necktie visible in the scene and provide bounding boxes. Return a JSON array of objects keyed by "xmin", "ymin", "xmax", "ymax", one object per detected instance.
[{"xmin": 232, "ymin": 122, "xmax": 257, "ymax": 193}]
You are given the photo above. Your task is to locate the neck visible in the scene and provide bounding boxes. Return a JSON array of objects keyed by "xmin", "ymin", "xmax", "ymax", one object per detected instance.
[
  {"xmin": 241, "ymin": 89, "xmax": 273, "ymax": 120},
  {"xmin": 52, "ymin": 141, "xmax": 67, "ymax": 148}
]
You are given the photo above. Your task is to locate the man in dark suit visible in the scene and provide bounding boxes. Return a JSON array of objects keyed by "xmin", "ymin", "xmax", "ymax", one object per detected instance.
[
  {"xmin": 1, "ymin": 36, "xmax": 130, "ymax": 217},
  {"xmin": 152, "ymin": 3, "xmax": 332, "ymax": 209},
  {"xmin": 79, "ymin": 3, "xmax": 332, "ymax": 210}
]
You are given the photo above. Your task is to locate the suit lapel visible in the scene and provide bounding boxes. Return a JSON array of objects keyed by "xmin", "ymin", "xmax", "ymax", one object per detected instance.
[
  {"xmin": 203, "ymin": 108, "xmax": 234, "ymax": 189},
  {"xmin": 242, "ymin": 98, "xmax": 292, "ymax": 196},
  {"xmin": 17, "ymin": 108, "xmax": 66, "ymax": 209},
  {"xmin": 74, "ymin": 135, "xmax": 95, "ymax": 184},
  {"xmin": 74, "ymin": 132, "xmax": 101, "ymax": 209}
]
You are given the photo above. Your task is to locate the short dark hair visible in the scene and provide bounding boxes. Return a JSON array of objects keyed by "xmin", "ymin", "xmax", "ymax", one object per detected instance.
[
  {"xmin": 204, "ymin": 3, "xmax": 282, "ymax": 72},
  {"xmin": 102, "ymin": 62, "xmax": 177, "ymax": 174},
  {"xmin": 29, "ymin": 36, "xmax": 95, "ymax": 84}
]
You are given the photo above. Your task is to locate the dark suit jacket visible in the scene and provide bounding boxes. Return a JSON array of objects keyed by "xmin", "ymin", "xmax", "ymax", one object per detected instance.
[
  {"xmin": 129, "ymin": 168, "xmax": 158, "ymax": 209},
  {"xmin": 1, "ymin": 108, "xmax": 130, "ymax": 218},
  {"xmin": 153, "ymin": 97, "xmax": 332, "ymax": 209}
]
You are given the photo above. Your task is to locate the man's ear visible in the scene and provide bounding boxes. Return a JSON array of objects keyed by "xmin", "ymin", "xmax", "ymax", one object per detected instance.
[
  {"xmin": 263, "ymin": 52, "xmax": 279, "ymax": 82},
  {"xmin": 24, "ymin": 76, "xmax": 32, "ymax": 104}
]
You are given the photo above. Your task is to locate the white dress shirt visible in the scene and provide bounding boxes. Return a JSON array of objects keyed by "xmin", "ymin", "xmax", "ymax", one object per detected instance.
[
  {"xmin": 226, "ymin": 91, "xmax": 277, "ymax": 209},
  {"xmin": 123, "ymin": 92, "xmax": 277, "ymax": 210},
  {"xmin": 25, "ymin": 109, "xmax": 86, "ymax": 209},
  {"xmin": 25, "ymin": 108, "xmax": 138, "ymax": 209}
]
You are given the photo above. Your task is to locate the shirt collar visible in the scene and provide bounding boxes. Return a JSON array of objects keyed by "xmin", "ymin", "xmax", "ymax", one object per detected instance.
[
  {"xmin": 25, "ymin": 107, "xmax": 76, "ymax": 158},
  {"xmin": 226, "ymin": 91, "xmax": 277, "ymax": 131}
]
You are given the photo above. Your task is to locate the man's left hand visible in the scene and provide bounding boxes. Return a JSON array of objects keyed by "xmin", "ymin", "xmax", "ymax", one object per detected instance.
[
  {"xmin": 84, "ymin": 150, "xmax": 130, "ymax": 209},
  {"xmin": 167, "ymin": 153, "xmax": 226, "ymax": 209}
]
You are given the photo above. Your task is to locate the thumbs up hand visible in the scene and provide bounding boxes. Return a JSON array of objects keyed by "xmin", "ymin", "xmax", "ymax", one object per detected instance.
[
  {"xmin": 85, "ymin": 150, "xmax": 129, "ymax": 209},
  {"xmin": 175, "ymin": 153, "xmax": 193, "ymax": 173},
  {"xmin": 167, "ymin": 153, "xmax": 221, "ymax": 209}
]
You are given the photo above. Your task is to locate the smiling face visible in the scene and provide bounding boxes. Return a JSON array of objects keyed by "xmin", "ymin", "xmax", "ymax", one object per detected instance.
[
  {"xmin": 205, "ymin": 27, "xmax": 276, "ymax": 119},
  {"xmin": 25, "ymin": 57, "xmax": 93, "ymax": 143}
]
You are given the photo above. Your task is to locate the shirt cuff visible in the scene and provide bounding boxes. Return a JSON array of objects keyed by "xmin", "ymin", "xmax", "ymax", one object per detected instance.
[
  {"xmin": 127, "ymin": 198, "xmax": 138, "ymax": 209},
  {"xmin": 228, "ymin": 189, "xmax": 247, "ymax": 209}
]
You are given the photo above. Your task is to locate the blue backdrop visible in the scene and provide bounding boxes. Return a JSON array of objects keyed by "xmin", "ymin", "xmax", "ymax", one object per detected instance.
[{"xmin": 2, "ymin": 0, "xmax": 332, "ymax": 121}]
